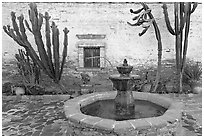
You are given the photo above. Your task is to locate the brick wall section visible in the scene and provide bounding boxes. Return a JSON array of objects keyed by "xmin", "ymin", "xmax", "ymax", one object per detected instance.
[{"xmin": 2, "ymin": 2, "xmax": 202, "ymax": 66}]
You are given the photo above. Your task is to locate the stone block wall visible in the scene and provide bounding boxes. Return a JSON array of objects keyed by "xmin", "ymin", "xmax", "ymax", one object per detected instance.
[{"xmin": 2, "ymin": 2, "xmax": 202, "ymax": 67}]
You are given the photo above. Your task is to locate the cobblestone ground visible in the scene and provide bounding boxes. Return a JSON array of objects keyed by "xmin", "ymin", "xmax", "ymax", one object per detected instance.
[
  {"xmin": 163, "ymin": 94, "xmax": 202, "ymax": 136},
  {"xmin": 2, "ymin": 94, "xmax": 202, "ymax": 136}
]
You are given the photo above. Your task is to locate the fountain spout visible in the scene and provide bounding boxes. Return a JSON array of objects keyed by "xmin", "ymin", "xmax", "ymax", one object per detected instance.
[
  {"xmin": 116, "ymin": 59, "xmax": 133, "ymax": 77},
  {"xmin": 123, "ymin": 59, "xmax": 128, "ymax": 66}
]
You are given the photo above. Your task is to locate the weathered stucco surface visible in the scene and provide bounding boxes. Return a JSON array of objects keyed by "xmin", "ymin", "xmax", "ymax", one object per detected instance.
[{"xmin": 2, "ymin": 2, "xmax": 202, "ymax": 67}]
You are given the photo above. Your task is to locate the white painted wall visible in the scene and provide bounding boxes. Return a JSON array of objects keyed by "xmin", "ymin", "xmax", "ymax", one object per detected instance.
[{"xmin": 2, "ymin": 2, "xmax": 202, "ymax": 67}]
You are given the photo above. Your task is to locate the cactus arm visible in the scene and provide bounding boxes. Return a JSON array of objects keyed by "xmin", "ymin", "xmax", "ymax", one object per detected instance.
[
  {"xmin": 174, "ymin": 3, "xmax": 180, "ymax": 35},
  {"xmin": 153, "ymin": 20, "xmax": 161, "ymax": 41},
  {"xmin": 179, "ymin": 2, "xmax": 184, "ymax": 62},
  {"xmin": 128, "ymin": 7, "xmax": 152, "ymax": 27},
  {"xmin": 191, "ymin": 2, "xmax": 198, "ymax": 13},
  {"xmin": 10, "ymin": 29, "xmax": 22, "ymax": 43},
  {"xmin": 19, "ymin": 49, "xmax": 26, "ymax": 71},
  {"xmin": 24, "ymin": 20, "xmax": 33, "ymax": 33},
  {"xmin": 180, "ymin": 2, "xmax": 185, "ymax": 13},
  {"xmin": 181, "ymin": 2, "xmax": 191, "ymax": 71},
  {"xmin": 28, "ymin": 3, "xmax": 53, "ymax": 79},
  {"xmin": 139, "ymin": 26, "xmax": 149, "ymax": 36},
  {"xmin": 17, "ymin": 14, "xmax": 28, "ymax": 41},
  {"xmin": 132, "ymin": 9, "xmax": 151, "ymax": 21},
  {"xmin": 28, "ymin": 47, "xmax": 52, "ymax": 79},
  {"xmin": 128, "ymin": 17, "xmax": 146, "ymax": 26},
  {"xmin": 56, "ymin": 28, "xmax": 60, "ymax": 82},
  {"xmin": 52, "ymin": 22, "xmax": 60, "ymax": 83},
  {"xmin": 162, "ymin": 3, "xmax": 176, "ymax": 35},
  {"xmin": 25, "ymin": 50, "xmax": 32, "ymax": 75},
  {"xmin": 11, "ymin": 12, "xmax": 23, "ymax": 41},
  {"xmin": 33, "ymin": 33, "xmax": 53, "ymax": 79},
  {"xmin": 181, "ymin": 2, "xmax": 198, "ymax": 70},
  {"xmin": 180, "ymin": 2, "xmax": 185, "ymax": 31},
  {"xmin": 174, "ymin": 2, "xmax": 181, "ymax": 71},
  {"xmin": 5, "ymin": 27, "xmax": 25, "ymax": 46},
  {"xmin": 142, "ymin": 14, "xmax": 150, "ymax": 22},
  {"xmin": 59, "ymin": 28, "xmax": 69, "ymax": 80},
  {"xmin": 132, "ymin": 15, "xmax": 140, "ymax": 21},
  {"xmin": 127, "ymin": 21, "xmax": 136, "ymax": 26},
  {"xmin": 38, "ymin": 13, "xmax": 43, "ymax": 31},
  {"xmin": 130, "ymin": 8, "xmax": 144, "ymax": 14},
  {"xmin": 29, "ymin": 3, "xmax": 39, "ymax": 32},
  {"xmin": 127, "ymin": 21, "xmax": 141, "ymax": 26},
  {"xmin": 28, "ymin": 9, "xmax": 37, "ymax": 31},
  {"xmin": 3, "ymin": 26, "xmax": 13, "ymax": 38},
  {"xmin": 140, "ymin": 3, "xmax": 160, "ymax": 40},
  {"xmin": 24, "ymin": 42, "xmax": 51, "ymax": 80},
  {"xmin": 152, "ymin": 19, "xmax": 162, "ymax": 93},
  {"xmin": 44, "ymin": 12, "xmax": 55, "ymax": 75}
]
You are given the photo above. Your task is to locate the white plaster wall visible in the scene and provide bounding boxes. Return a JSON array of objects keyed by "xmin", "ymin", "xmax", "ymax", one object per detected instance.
[{"xmin": 2, "ymin": 2, "xmax": 202, "ymax": 66}]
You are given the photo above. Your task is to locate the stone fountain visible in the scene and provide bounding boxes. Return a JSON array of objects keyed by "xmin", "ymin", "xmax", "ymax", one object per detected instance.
[
  {"xmin": 64, "ymin": 59, "xmax": 183, "ymax": 136},
  {"xmin": 109, "ymin": 59, "xmax": 140, "ymax": 119}
]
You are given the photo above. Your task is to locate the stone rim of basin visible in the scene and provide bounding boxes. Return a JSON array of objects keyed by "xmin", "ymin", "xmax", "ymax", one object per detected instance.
[{"xmin": 64, "ymin": 91, "xmax": 183, "ymax": 134}]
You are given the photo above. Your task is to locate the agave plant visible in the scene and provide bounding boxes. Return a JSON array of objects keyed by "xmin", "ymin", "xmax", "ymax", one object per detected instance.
[
  {"xmin": 183, "ymin": 62, "xmax": 202, "ymax": 84},
  {"xmin": 183, "ymin": 61, "xmax": 202, "ymax": 94}
]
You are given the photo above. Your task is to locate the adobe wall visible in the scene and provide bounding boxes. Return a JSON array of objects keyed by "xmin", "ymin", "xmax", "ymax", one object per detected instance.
[{"xmin": 2, "ymin": 2, "xmax": 202, "ymax": 67}]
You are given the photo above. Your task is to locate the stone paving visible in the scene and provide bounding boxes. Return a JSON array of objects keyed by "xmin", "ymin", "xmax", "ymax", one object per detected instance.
[
  {"xmin": 163, "ymin": 93, "xmax": 202, "ymax": 136},
  {"xmin": 2, "ymin": 93, "xmax": 202, "ymax": 136}
]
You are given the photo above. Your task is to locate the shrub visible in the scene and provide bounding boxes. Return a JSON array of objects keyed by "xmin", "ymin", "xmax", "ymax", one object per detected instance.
[{"xmin": 183, "ymin": 61, "xmax": 202, "ymax": 84}]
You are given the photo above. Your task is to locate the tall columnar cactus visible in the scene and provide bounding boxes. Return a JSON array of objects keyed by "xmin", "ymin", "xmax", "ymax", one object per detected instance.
[
  {"xmin": 3, "ymin": 3, "xmax": 69, "ymax": 87},
  {"xmin": 162, "ymin": 2, "xmax": 198, "ymax": 93},
  {"xmin": 127, "ymin": 2, "xmax": 162, "ymax": 92}
]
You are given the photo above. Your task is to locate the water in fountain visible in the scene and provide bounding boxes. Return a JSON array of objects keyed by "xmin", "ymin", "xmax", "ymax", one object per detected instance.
[{"xmin": 81, "ymin": 59, "xmax": 167, "ymax": 121}]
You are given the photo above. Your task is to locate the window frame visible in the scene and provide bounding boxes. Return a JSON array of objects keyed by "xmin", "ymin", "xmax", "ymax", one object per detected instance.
[{"xmin": 84, "ymin": 47, "xmax": 100, "ymax": 68}]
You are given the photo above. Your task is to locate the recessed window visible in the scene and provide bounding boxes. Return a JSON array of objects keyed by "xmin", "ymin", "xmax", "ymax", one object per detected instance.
[
  {"xmin": 84, "ymin": 47, "xmax": 100, "ymax": 68},
  {"xmin": 76, "ymin": 34, "xmax": 106, "ymax": 70}
]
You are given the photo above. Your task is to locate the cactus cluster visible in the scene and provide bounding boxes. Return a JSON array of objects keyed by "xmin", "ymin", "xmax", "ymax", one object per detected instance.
[
  {"xmin": 162, "ymin": 2, "xmax": 198, "ymax": 93},
  {"xmin": 15, "ymin": 49, "xmax": 41, "ymax": 85},
  {"xmin": 3, "ymin": 3, "xmax": 69, "ymax": 85},
  {"xmin": 127, "ymin": 2, "xmax": 162, "ymax": 92},
  {"xmin": 163, "ymin": 2, "xmax": 198, "ymax": 36}
]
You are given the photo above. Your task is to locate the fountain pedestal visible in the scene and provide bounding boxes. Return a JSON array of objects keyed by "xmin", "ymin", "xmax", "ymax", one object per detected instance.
[
  {"xmin": 109, "ymin": 59, "xmax": 140, "ymax": 117},
  {"xmin": 115, "ymin": 90, "xmax": 135, "ymax": 117}
]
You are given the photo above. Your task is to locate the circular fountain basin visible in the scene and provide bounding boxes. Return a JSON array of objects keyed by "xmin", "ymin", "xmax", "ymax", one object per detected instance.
[
  {"xmin": 80, "ymin": 99, "xmax": 167, "ymax": 121},
  {"xmin": 64, "ymin": 91, "xmax": 183, "ymax": 136}
]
